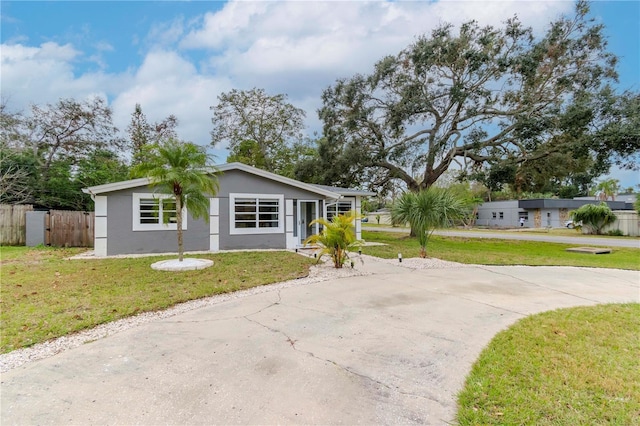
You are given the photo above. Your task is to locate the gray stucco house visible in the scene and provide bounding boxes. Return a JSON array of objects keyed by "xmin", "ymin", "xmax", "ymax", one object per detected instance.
[
  {"xmin": 477, "ymin": 198, "xmax": 634, "ymax": 228},
  {"xmin": 82, "ymin": 162, "xmax": 374, "ymax": 257}
]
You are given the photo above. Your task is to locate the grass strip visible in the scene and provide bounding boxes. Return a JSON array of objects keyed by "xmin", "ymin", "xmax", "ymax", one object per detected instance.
[
  {"xmin": 0, "ymin": 246, "xmax": 315, "ymax": 353},
  {"xmin": 456, "ymin": 304, "xmax": 640, "ymax": 425},
  {"xmin": 362, "ymin": 231, "xmax": 640, "ymax": 270}
]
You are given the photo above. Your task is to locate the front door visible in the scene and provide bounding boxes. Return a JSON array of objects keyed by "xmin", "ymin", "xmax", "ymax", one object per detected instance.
[{"xmin": 298, "ymin": 200, "xmax": 319, "ymax": 245}]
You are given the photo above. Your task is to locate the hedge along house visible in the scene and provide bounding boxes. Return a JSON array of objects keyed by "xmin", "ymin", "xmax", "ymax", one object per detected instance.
[{"xmin": 82, "ymin": 162, "xmax": 374, "ymax": 257}]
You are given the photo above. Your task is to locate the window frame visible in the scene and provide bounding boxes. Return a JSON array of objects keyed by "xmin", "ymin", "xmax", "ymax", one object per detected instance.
[
  {"xmin": 132, "ymin": 193, "xmax": 187, "ymax": 231},
  {"xmin": 229, "ymin": 193, "xmax": 284, "ymax": 235},
  {"xmin": 325, "ymin": 198, "xmax": 355, "ymax": 222}
]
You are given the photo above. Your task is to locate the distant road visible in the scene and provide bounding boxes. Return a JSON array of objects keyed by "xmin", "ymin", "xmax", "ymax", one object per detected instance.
[{"xmin": 363, "ymin": 226, "xmax": 640, "ymax": 249}]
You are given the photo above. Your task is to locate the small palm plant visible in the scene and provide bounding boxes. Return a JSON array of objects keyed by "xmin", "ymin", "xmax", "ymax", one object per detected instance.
[
  {"xmin": 391, "ymin": 187, "xmax": 468, "ymax": 258},
  {"xmin": 132, "ymin": 138, "xmax": 219, "ymax": 261},
  {"xmin": 303, "ymin": 211, "xmax": 364, "ymax": 268}
]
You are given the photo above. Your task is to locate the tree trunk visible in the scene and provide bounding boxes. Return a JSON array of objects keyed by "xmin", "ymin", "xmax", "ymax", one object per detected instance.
[
  {"xmin": 334, "ymin": 245, "xmax": 342, "ymax": 268},
  {"xmin": 176, "ymin": 197, "xmax": 184, "ymax": 262},
  {"xmin": 419, "ymin": 246, "xmax": 427, "ymax": 258}
]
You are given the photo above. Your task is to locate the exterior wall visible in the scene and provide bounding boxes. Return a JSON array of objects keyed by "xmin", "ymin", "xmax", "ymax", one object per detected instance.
[
  {"xmin": 603, "ymin": 211, "xmax": 639, "ymax": 236},
  {"xmin": 97, "ymin": 169, "xmax": 338, "ymax": 255},
  {"xmin": 540, "ymin": 209, "xmax": 562, "ymax": 227},
  {"xmin": 476, "ymin": 201, "xmax": 527, "ymax": 228},
  {"xmin": 559, "ymin": 208, "xmax": 569, "ymax": 225},
  {"xmin": 216, "ymin": 170, "xmax": 330, "ymax": 250},
  {"xmin": 533, "ymin": 209, "xmax": 542, "ymax": 228},
  {"xmin": 105, "ymin": 187, "xmax": 210, "ymax": 256},
  {"xmin": 94, "ymin": 196, "xmax": 108, "ymax": 256}
]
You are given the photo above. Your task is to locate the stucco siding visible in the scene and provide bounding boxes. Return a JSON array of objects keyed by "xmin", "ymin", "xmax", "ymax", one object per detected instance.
[
  {"xmin": 216, "ymin": 169, "xmax": 328, "ymax": 200},
  {"xmin": 90, "ymin": 167, "xmax": 356, "ymax": 254},
  {"xmin": 105, "ymin": 188, "xmax": 209, "ymax": 256},
  {"xmin": 476, "ymin": 201, "xmax": 525, "ymax": 228},
  {"xmin": 217, "ymin": 196, "xmax": 286, "ymax": 250}
]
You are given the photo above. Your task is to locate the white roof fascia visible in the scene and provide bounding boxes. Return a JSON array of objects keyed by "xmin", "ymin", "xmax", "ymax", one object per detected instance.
[
  {"xmin": 83, "ymin": 163, "xmax": 341, "ymax": 199},
  {"xmin": 214, "ymin": 162, "xmax": 340, "ymax": 199},
  {"xmin": 83, "ymin": 177, "xmax": 151, "ymax": 195}
]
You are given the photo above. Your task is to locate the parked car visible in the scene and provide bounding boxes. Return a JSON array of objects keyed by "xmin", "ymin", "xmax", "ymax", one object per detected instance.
[{"xmin": 564, "ymin": 220, "xmax": 581, "ymax": 229}]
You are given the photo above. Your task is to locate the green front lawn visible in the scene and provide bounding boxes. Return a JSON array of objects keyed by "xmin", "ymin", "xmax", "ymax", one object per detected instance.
[
  {"xmin": 457, "ymin": 304, "xmax": 640, "ymax": 425},
  {"xmin": 362, "ymin": 231, "xmax": 640, "ymax": 270},
  {"xmin": 0, "ymin": 246, "xmax": 315, "ymax": 353}
]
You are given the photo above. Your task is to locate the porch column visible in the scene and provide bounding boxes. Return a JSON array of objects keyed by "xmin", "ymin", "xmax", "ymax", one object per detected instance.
[
  {"xmin": 94, "ymin": 196, "xmax": 108, "ymax": 257},
  {"xmin": 285, "ymin": 199, "xmax": 296, "ymax": 249},
  {"xmin": 355, "ymin": 196, "xmax": 362, "ymax": 240},
  {"xmin": 209, "ymin": 198, "xmax": 219, "ymax": 251}
]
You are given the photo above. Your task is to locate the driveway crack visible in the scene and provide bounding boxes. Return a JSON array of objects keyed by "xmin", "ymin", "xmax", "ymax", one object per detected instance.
[{"xmin": 243, "ymin": 316, "xmax": 443, "ymax": 405}]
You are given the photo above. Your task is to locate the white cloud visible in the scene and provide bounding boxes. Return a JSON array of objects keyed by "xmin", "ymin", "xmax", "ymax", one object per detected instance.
[
  {"xmin": 110, "ymin": 50, "xmax": 232, "ymax": 148},
  {"xmin": 179, "ymin": 0, "xmax": 572, "ymax": 123},
  {"xmin": 0, "ymin": 42, "xmax": 126, "ymax": 107},
  {"xmin": 1, "ymin": 0, "xmax": 579, "ymax": 164},
  {"xmin": 146, "ymin": 17, "xmax": 185, "ymax": 49}
]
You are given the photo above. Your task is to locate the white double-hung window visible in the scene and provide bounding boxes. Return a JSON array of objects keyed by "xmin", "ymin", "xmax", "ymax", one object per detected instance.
[
  {"xmin": 230, "ymin": 193, "xmax": 284, "ymax": 234},
  {"xmin": 133, "ymin": 193, "xmax": 187, "ymax": 231}
]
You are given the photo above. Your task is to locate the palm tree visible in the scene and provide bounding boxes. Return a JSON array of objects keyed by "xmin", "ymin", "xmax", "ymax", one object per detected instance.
[
  {"xmin": 391, "ymin": 188, "xmax": 468, "ymax": 258},
  {"xmin": 570, "ymin": 202, "xmax": 617, "ymax": 235},
  {"xmin": 595, "ymin": 178, "xmax": 620, "ymax": 201},
  {"xmin": 303, "ymin": 211, "xmax": 363, "ymax": 268},
  {"xmin": 133, "ymin": 139, "xmax": 219, "ymax": 261}
]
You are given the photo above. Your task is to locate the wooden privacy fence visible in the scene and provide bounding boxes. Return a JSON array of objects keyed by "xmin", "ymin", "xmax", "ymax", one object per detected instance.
[
  {"xmin": 46, "ymin": 210, "xmax": 94, "ymax": 247},
  {"xmin": 0, "ymin": 204, "xmax": 34, "ymax": 245},
  {"xmin": 0, "ymin": 205, "xmax": 94, "ymax": 247}
]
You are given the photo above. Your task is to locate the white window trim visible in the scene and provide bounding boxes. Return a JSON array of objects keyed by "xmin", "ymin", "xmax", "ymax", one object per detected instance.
[
  {"xmin": 229, "ymin": 193, "xmax": 284, "ymax": 235},
  {"xmin": 324, "ymin": 198, "xmax": 355, "ymax": 221},
  {"xmin": 132, "ymin": 193, "xmax": 187, "ymax": 231}
]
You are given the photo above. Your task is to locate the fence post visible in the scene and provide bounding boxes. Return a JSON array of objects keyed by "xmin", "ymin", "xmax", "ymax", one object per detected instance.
[{"xmin": 45, "ymin": 211, "xmax": 51, "ymax": 246}]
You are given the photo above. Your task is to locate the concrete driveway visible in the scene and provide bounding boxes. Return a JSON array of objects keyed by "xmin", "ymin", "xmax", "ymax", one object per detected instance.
[{"xmin": 2, "ymin": 261, "xmax": 638, "ymax": 425}]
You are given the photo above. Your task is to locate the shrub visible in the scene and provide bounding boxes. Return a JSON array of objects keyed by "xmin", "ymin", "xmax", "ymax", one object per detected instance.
[
  {"xmin": 570, "ymin": 202, "xmax": 617, "ymax": 235},
  {"xmin": 303, "ymin": 211, "xmax": 364, "ymax": 268},
  {"xmin": 607, "ymin": 229, "xmax": 624, "ymax": 236},
  {"xmin": 391, "ymin": 188, "xmax": 468, "ymax": 258}
]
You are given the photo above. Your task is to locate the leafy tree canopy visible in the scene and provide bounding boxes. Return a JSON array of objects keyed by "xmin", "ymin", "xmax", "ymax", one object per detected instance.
[
  {"xmin": 1, "ymin": 97, "xmax": 128, "ymax": 210},
  {"xmin": 210, "ymin": 88, "xmax": 305, "ymax": 174},
  {"xmin": 127, "ymin": 103, "xmax": 178, "ymax": 166},
  {"xmin": 23, "ymin": 97, "xmax": 123, "ymax": 177},
  {"xmin": 319, "ymin": 1, "xmax": 632, "ymax": 193}
]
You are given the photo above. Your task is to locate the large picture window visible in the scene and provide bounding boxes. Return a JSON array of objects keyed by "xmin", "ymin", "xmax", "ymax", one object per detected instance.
[
  {"xmin": 133, "ymin": 193, "xmax": 187, "ymax": 231},
  {"xmin": 229, "ymin": 193, "xmax": 284, "ymax": 235}
]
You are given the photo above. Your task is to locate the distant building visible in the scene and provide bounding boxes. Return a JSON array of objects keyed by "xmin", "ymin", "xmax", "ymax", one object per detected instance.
[{"xmin": 477, "ymin": 198, "xmax": 635, "ymax": 229}]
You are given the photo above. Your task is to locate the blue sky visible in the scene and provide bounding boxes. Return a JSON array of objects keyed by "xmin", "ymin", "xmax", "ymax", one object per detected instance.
[{"xmin": 1, "ymin": 1, "xmax": 638, "ymax": 189}]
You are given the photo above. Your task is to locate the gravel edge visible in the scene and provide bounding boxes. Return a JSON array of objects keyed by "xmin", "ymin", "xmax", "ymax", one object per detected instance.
[
  {"xmin": 0, "ymin": 261, "xmax": 370, "ymax": 373},
  {"xmin": 1, "ymin": 255, "xmax": 469, "ymax": 373}
]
